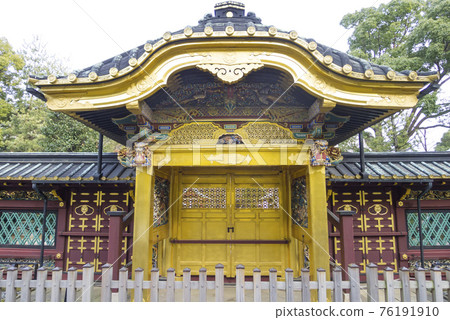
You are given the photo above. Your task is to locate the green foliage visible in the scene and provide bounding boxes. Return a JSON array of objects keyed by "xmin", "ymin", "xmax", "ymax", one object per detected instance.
[
  {"xmin": 2, "ymin": 106, "xmax": 46, "ymax": 152},
  {"xmin": 41, "ymin": 112, "xmax": 98, "ymax": 152},
  {"xmin": 435, "ymin": 130, "xmax": 450, "ymax": 151},
  {"xmin": 0, "ymin": 36, "xmax": 101, "ymax": 152},
  {"xmin": 0, "ymin": 38, "xmax": 24, "ymax": 149},
  {"xmin": 340, "ymin": 0, "xmax": 450, "ymax": 151}
]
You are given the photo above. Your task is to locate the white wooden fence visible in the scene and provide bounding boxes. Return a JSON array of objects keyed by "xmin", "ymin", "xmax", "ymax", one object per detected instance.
[{"xmin": 0, "ymin": 263, "xmax": 449, "ymax": 302}]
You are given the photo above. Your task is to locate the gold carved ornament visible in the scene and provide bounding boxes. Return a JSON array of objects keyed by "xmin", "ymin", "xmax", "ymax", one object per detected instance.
[
  {"xmin": 196, "ymin": 52, "xmax": 264, "ymax": 84},
  {"xmin": 196, "ymin": 63, "xmax": 264, "ymax": 84}
]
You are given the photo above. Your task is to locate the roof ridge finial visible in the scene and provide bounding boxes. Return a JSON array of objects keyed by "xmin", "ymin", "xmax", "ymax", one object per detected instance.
[{"xmin": 214, "ymin": 1, "xmax": 245, "ymax": 18}]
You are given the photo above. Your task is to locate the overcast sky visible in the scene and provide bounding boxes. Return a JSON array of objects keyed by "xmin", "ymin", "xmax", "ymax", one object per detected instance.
[
  {"xmin": 1, "ymin": 0, "xmax": 446, "ymax": 148},
  {"xmin": 1, "ymin": 0, "xmax": 392, "ymax": 71}
]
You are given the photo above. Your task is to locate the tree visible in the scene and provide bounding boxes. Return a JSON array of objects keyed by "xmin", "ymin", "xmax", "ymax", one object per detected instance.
[
  {"xmin": 435, "ymin": 130, "xmax": 450, "ymax": 151},
  {"xmin": 41, "ymin": 111, "xmax": 100, "ymax": 152},
  {"xmin": 0, "ymin": 38, "xmax": 24, "ymax": 149},
  {"xmin": 1, "ymin": 36, "xmax": 110, "ymax": 152},
  {"xmin": 340, "ymin": 0, "xmax": 450, "ymax": 151}
]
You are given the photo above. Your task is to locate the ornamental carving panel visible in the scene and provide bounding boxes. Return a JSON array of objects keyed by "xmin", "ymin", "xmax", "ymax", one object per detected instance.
[
  {"xmin": 196, "ymin": 52, "xmax": 264, "ymax": 84},
  {"xmin": 169, "ymin": 122, "xmax": 221, "ymax": 144},
  {"xmin": 182, "ymin": 187, "xmax": 226, "ymax": 209},
  {"xmin": 291, "ymin": 177, "xmax": 308, "ymax": 227},
  {"xmin": 243, "ymin": 122, "xmax": 293, "ymax": 142},
  {"xmin": 197, "ymin": 63, "xmax": 264, "ymax": 84},
  {"xmin": 153, "ymin": 176, "xmax": 170, "ymax": 227},
  {"xmin": 235, "ymin": 187, "xmax": 280, "ymax": 209}
]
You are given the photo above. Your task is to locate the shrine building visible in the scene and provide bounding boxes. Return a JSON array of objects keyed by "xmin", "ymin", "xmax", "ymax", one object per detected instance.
[{"xmin": 1, "ymin": 2, "xmax": 449, "ymax": 282}]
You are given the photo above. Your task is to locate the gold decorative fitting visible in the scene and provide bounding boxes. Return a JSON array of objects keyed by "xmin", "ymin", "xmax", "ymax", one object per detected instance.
[
  {"xmin": 398, "ymin": 201, "xmax": 404, "ymax": 207},
  {"xmin": 196, "ymin": 52, "xmax": 265, "ymax": 84},
  {"xmin": 184, "ymin": 26, "xmax": 193, "ymax": 37},
  {"xmin": 225, "ymin": 26, "xmax": 235, "ymax": 36},
  {"xmin": 144, "ymin": 43, "xmax": 153, "ymax": 52},
  {"xmin": 55, "ymin": 253, "xmax": 62, "ymax": 259},
  {"xmin": 163, "ymin": 32, "xmax": 172, "ymax": 41},
  {"xmin": 268, "ymin": 26, "xmax": 277, "ymax": 36},
  {"xmin": 59, "ymin": 201, "xmax": 65, "ymax": 207},
  {"xmin": 197, "ymin": 63, "xmax": 264, "ymax": 84},
  {"xmin": 88, "ymin": 72, "xmax": 98, "ymax": 81},
  {"xmin": 47, "ymin": 74, "xmax": 57, "ymax": 84},
  {"xmin": 342, "ymin": 64, "xmax": 352, "ymax": 74},
  {"xmin": 386, "ymin": 70, "xmax": 396, "ymax": 80},
  {"xmin": 402, "ymin": 254, "xmax": 408, "ymax": 260},
  {"xmin": 109, "ymin": 67, "xmax": 119, "ymax": 77},
  {"xmin": 289, "ymin": 30, "xmax": 298, "ymax": 40},
  {"xmin": 129, "ymin": 58, "xmax": 138, "ymax": 67},
  {"xmin": 67, "ymin": 74, "xmax": 77, "ymax": 83},
  {"xmin": 204, "ymin": 26, "xmax": 213, "ymax": 36},
  {"xmin": 307, "ymin": 41, "xmax": 317, "ymax": 51},
  {"xmin": 247, "ymin": 26, "xmax": 256, "ymax": 36},
  {"xmin": 364, "ymin": 69, "xmax": 374, "ymax": 79},
  {"xmin": 323, "ymin": 55, "xmax": 333, "ymax": 65},
  {"xmin": 408, "ymin": 71, "xmax": 418, "ymax": 81}
]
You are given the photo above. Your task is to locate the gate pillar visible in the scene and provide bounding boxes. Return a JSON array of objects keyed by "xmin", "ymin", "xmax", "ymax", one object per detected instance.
[
  {"xmin": 307, "ymin": 165, "xmax": 330, "ymax": 280},
  {"xmin": 132, "ymin": 167, "xmax": 155, "ymax": 300}
]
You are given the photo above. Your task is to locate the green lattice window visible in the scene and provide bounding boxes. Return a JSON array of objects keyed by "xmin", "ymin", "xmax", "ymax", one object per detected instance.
[
  {"xmin": 407, "ymin": 210, "xmax": 450, "ymax": 248},
  {"xmin": 0, "ymin": 210, "xmax": 57, "ymax": 247}
]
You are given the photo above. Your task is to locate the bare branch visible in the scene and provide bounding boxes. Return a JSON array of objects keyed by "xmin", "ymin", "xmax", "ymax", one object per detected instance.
[{"xmin": 418, "ymin": 124, "xmax": 450, "ymax": 130}]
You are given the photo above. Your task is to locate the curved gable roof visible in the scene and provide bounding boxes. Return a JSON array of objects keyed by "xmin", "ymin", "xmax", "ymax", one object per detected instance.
[{"xmin": 30, "ymin": 1, "xmax": 437, "ymax": 86}]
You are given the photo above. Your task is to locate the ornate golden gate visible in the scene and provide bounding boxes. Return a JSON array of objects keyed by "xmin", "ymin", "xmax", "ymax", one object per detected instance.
[{"xmin": 173, "ymin": 168, "xmax": 288, "ymax": 277}]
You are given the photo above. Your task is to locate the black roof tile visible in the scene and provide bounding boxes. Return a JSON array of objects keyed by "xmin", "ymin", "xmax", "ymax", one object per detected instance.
[{"xmin": 55, "ymin": 2, "xmax": 434, "ymax": 82}]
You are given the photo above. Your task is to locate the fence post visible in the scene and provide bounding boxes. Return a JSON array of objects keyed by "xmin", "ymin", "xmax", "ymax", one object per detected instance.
[
  {"xmin": 235, "ymin": 264, "xmax": 245, "ymax": 302},
  {"xmin": 199, "ymin": 267, "xmax": 207, "ymax": 302},
  {"xmin": 0, "ymin": 268, "xmax": 3, "ymax": 299},
  {"xmin": 333, "ymin": 266, "xmax": 343, "ymax": 302},
  {"xmin": 348, "ymin": 264, "xmax": 360, "ymax": 302},
  {"xmin": 66, "ymin": 267, "xmax": 77, "ymax": 302},
  {"xmin": 82, "ymin": 263, "xmax": 94, "ymax": 302},
  {"xmin": 134, "ymin": 268, "xmax": 144, "ymax": 302},
  {"xmin": 269, "ymin": 268, "xmax": 277, "ymax": 302},
  {"xmin": 5, "ymin": 266, "xmax": 18, "ymax": 302},
  {"xmin": 446, "ymin": 267, "xmax": 450, "ymax": 302},
  {"xmin": 317, "ymin": 268, "xmax": 327, "ymax": 302},
  {"xmin": 301, "ymin": 268, "xmax": 310, "ymax": 302},
  {"xmin": 430, "ymin": 267, "xmax": 443, "ymax": 302},
  {"xmin": 50, "ymin": 267, "xmax": 62, "ymax": 302},
  {"xmin": 166, "ymin": 268, "xmax": 175, "ymax": 302},
  {"xmin": 383, "ymin": 267, "xmax": 394, "ymax": 302},
  {"xmin": 399, "ymin": 267, "xmax": 411, "ymax": 302},
  {"xmin": 414, "ymin": 267, "xmax": 427, "ymax": 302},
  {"xmin": 118, "ymin": 267, "xmax": 128, "ymax": 302},
  {"xmin": 20, "ymin": 266, "xmax": 32, "ymax": 302},
  {"xmin": 101, "ymin": 263, "xmax": 113, "ymax": 302},
  {"xmin": 36, "ymin": 267, "xmax": 48, "ymax": 302},
  {"xmin": 151, "ymin": 267, "xmax": 159, "ymax": 302},
  {"xmin": 253, "ymin": 268, "xmax": 261, "ymax": 302},
  {"xmin": 285, "ymin": 268, "xmax": 294, "ymax": 302},
  {"xmin": 366, "ymin": 263, "xmax": 379, "ymax": 302},
  {"xmin": 183, "ymin": 267, "xmax": 191, "ymax": 302},
  {"xmin": 215, "ymin": 264, "xmax": 224, "ymax": 302}
]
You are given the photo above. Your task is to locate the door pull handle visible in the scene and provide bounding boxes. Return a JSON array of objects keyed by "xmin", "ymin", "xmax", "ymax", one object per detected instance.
[{"xmin": 227, "ymin": 227, "xmax": 234, "ymax": 233}]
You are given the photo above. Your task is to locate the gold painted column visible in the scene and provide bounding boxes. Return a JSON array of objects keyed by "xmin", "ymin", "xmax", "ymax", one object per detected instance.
[
  {"xmin": 132, "ymin": 167, "xmax": 154, "ymax": 291},
  {"xmin": 306, "ymin": 165, "xmax": 330, "ymax": 280}
]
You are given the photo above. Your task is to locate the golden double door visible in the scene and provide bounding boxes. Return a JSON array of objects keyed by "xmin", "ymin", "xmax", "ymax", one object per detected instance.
[{"xmin": 174, "ymin": 169, "xmax": 288, "ymax": 277}]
